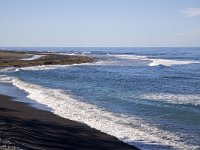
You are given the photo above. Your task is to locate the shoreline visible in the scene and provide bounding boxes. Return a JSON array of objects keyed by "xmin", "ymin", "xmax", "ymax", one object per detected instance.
[
  {"xmin": 0, "ymin": 50, "xmax": 94, "ymax": 67},
  {"xmin": 0, "ymin": 94, "xmax": 139, "ymax": 150}
]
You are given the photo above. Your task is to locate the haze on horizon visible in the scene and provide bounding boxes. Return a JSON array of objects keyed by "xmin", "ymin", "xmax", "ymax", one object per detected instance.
[{"xmin": 0, "ymin": 0, "xmax": 200, "ymax": 47}]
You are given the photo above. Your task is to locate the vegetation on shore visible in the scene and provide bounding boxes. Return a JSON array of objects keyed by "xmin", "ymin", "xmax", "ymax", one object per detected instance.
[{"xmin": 0, "ymin": 50, "xmax": 94, "ymax": 67}]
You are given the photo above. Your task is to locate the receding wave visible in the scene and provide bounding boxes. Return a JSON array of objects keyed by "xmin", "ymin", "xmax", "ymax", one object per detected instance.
[
  {"xmin": 0, "ymin": 76, "xmax": 198, "ymax": 150},
  {"xmin": 111, "ymin": 54, "xmax": 199, "ymax": 67}
]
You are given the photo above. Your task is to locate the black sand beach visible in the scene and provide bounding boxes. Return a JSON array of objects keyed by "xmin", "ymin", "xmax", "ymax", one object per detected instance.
[{"xmin": 0, "ymin": 94, "xmax": 139, "ymax": 150}]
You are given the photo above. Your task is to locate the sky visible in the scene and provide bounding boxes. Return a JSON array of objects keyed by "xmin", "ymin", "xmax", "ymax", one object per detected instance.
[{"xmin": 0, "ymin": 0, "xmax": 200, "ymax": 47}]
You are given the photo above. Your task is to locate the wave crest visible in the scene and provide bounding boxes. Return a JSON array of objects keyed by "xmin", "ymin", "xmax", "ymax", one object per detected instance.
[
  {"xmin": 111, "ymin": 54, "xmax": 199, "ymax": 66},
  {"xmin": 141, "ymin": 93, "xmax": 200, "ymax": 106}
]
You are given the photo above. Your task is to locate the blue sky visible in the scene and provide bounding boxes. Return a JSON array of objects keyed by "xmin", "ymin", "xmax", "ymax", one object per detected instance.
[{"xmin": 0, "ymin": 0, "xmax": 200, "ymax": 47}]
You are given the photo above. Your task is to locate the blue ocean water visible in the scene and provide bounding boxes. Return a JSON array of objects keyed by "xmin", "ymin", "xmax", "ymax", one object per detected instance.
[{"xmin": 0, "ymin": 47, "xmax": 200, "ymax": 150}]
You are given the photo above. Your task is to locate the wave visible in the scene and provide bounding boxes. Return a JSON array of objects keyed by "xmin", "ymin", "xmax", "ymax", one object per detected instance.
[
  {"xmin": 148, "ymin": 59, "xmax": 199, "ymax": 67},
  {"xmin": 110, "ymin": 54, "xmax": 148, "ymax": 60},
  {"xmin": 19, "ymin": 55, "xmax": 45, "ymax": 61},
  {"xmin": 0, "ymin": 76, "xmax": 198, "ymax": 150},
  {"xmin": 0, "ymin": 65, "xmax": 61, "ymax": 72},
  {"xmin": 20, "ymin": 63, "xmax": 93, "ymax": 71},
  {"xmin": 82, "ymin": 52, "xmax": 91, "ymax": 55},
  {"xmin": 141, "ymin": 93, "xmax": 200, "ymax": 106},
  {"xmin": 20, "ymin": 65, "xmax": 64, "ymax": 71},
  {"xmin": 0, "ymin": 67, "xmax": 19, "ymax": 72},
  {"xmin": 58, "ymin": 52, "xmax": 77, "ymax": 56},
  {"xmin": 0, "ymin": 75, "xmax": 14, "ymax": 83},
  {"xmin": 110, "ymin": 54, "xmax": 199, "ymax": 67}
]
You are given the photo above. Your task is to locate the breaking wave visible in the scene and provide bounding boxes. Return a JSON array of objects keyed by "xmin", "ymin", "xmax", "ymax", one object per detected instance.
[
  {"xmin": 141, "ymin": 93, "xmax": 200, "ymax": 106},
  {"xmin": 111, "ymin": 54, "xmax": 199, "ymax": 66},
  {"xmin": 0, "ymin": 76, "xmax": 198, "ymax": 150}
]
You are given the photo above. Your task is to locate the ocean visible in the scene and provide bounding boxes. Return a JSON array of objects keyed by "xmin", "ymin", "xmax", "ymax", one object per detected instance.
[{"xmin": 0, "ymin": 47, "xmax": 200, "ymax": 150}]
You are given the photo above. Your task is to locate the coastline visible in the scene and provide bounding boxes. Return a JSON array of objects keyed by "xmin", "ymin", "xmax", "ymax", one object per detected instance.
[
  {"xmin": 0, "ymin": 94, "xmax": 139, "ymax": 150},
  {"xmin": 0, "ymin": 50, "xmax": 94, "ymax": 67},
  {"xmin": 0, "ymin": 49, "xmax": 139, "ymax": 149}
]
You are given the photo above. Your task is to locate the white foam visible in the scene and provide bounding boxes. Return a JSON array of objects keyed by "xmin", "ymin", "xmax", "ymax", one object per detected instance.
[
  {"xmin": 112, "ymin": 54, "xmax": 148, "ymax": 60},
  {"xmin": 19, "ymin": 55, "xmax": 45, "ymax": 61},
  {"xmin": 91, "ymin": 60, "xmax": 121, "ymax": 66},
  {"xmin": 21, "ymin": 65, "xmax": 59, "ymax": 71},
  {"xmin": 0, "ymin": 75, "xmax": 13, "ymax": 83},
  {"xmin": 20, "ymin": 62, "xmax": 93, "ymax": 71},
  {"xmin": 111, "ymin": 54, "xmax": 199, "ymax": 67},
  {"xmin": 58, "ymin": 52, "xmax": 77, "ymax": 56},
  {"xmin": 148, "ymin": 59, "xmax": 199, "ymax": 67},
  {"xmin": 1, "ymin": 76, "xmax": 197, "ymax": 150},
  {"xmin": 141, "ymin": 93, "xmax": 200, "ymax": 106},
  {"xmin": 82, "ymin": 52, "xmax": 91, "ymax": 55},
  {"xmin": 0, "ymin": 67, "xmax": 17, "ymax": 72}
]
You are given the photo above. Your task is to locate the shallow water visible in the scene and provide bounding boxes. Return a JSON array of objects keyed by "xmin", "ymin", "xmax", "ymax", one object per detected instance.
[{"xmin": 0, "ymin": 47, "xmax": 200, "ymax": 150}]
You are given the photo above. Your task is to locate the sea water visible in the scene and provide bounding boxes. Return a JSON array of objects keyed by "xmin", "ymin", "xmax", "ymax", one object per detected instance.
[{"xmin": 0, "ymin": 47, "xmax": 200, "ymax": 150}]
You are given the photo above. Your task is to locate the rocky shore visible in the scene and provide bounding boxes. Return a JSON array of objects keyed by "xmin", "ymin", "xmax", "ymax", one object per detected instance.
[{"xmin": 0, "ymin": 50, "xmax": 94, "ymax": 67}]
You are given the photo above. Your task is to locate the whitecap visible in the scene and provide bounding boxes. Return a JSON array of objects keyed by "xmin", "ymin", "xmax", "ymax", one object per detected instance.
[
  {"xmin": 110, "ymin": 54, "xmax": 199, "ymax": 67},
  {"xmin": 148, "ymin": 59, "xmax": 199, "ymax": 67},
  {"xmin": 141, "ymin": 93, "xmax": 200, "ymax": 106}
]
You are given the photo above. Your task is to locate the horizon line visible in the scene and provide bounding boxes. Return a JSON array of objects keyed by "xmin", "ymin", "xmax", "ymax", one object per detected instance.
[{"xmin": 0, "ymin": 46, "xmax": 200, "ymax": 48}]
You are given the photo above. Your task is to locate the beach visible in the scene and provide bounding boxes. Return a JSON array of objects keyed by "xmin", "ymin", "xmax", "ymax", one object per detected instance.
[
  {"xmin": 0, "ymin": 48, "xmax": 200, "ymax": 150},
  {"xmin": 0, "ymin": 50, "xmax": 139, "ymax": 149},
  {"xmin": 0, "ymin": 0, "xmax": 199, "ymax": 149},
  {"xmin": 0, "ymin": 94, "xmax": 139, "ymax": 150}
]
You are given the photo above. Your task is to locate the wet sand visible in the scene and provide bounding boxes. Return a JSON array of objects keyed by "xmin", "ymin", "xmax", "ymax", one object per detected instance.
[{"xmin": 0, "ymin": 94, "xmax": 139, "ymax": 150}]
